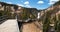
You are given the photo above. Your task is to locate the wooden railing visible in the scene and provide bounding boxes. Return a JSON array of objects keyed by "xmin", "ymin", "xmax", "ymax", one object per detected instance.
[{"xmin": 0, "ymin": 15, "xmax": 8, "ymax": 24}]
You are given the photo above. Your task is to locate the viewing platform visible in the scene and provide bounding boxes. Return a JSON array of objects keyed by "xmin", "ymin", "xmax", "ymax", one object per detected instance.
[{"xmin": 0, "ymin": 19, "xmax": 20, "ymax": 32}]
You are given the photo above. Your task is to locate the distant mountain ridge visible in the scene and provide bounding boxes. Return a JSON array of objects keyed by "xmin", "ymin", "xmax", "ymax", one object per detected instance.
[
  {"xmin": 0, "ymin": 2, "xmax": 39, "ymax": 20},
  {"xmin": 40, "ymin": 1, "xmax": 60, "ymax": 19},
  {"xmin": 0, "ymin": 1, "xmax": 60, "ymax": 20}
]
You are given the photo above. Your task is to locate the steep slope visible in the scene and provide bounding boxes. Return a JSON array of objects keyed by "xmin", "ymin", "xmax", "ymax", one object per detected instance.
[
  {"xmin": 0, "ymin": 2, "xmax": 38, "ymax": 20},
  {"xmin": 42, "ymin": 1, "xmax": 60, "ymax": 32}
]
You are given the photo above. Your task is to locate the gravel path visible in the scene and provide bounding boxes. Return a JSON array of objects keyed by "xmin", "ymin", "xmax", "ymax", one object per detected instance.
[{"xmin": 0, "ymin": 19, "xmax": 20, "ymax": 32}]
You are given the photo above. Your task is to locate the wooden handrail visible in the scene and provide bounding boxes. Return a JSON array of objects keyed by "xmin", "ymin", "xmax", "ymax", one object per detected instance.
[{"xmin": 0, "ymin": 15, "xmax": 8, "ymax": 24}]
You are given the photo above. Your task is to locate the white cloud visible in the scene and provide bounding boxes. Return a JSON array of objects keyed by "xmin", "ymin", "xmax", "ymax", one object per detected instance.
[
  {"xmin": 24, "ymin": 1, "xmax": 29, "ymax": 5},
  {"xmin": 25, "ymin": 5, "xmax": 32, "ymax": 8},
  {"xmin": 6, "ymin": 2, "xmax": 12, "ymax": 4},
  {"xmin": 50, "ymin": 0, "xmax": 59, "ymax": 2},
  {"xmin": 48, "ymin": 2, "xmax": 55, "ymax": 5},
  {"xmin": 24, "ymin": 1, "xmax": 32, "ymax": 8},
  {"xmin": 48, "ymin": 0, "xmax": 59, "ymax": 5},
  {"xmin": 37, "ymin": 1, "xmax": 44, "ymax": 4},
  {"xmin": 17, "ymin": 4, "xmax": 24, "ymax": 6}
]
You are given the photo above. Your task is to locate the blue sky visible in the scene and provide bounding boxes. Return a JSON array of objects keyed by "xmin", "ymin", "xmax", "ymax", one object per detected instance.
[{"xmin": 0, "ymin": 0, "xmax": 59, "ymax": 9}]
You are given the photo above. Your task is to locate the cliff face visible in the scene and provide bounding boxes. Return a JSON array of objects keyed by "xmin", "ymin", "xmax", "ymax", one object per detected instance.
[
  {"xmin": 0, "ymin": 2, "xmax": 38, "ymax": 19},
  {"xmin": 42, "ymin": 1, "xmax": 60, "ymax": 32},
  {"xmin": 40, "ymin": 1, "xmax": 60, "ymax": 20},
  {"xmin": 0, "ymin": 2, "xmax": 18, "ymax": 11}
]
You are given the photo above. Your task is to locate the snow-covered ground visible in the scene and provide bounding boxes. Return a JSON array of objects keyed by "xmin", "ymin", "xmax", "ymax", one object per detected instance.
[{"xmin": 0, "ymin": 19, "xmax": 20, "ymax": 32}]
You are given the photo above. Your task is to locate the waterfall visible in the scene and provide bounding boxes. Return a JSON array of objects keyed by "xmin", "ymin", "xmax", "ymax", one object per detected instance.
[{"xmin": 37, "ymin": 12, "xmax": 40, "ymax": 19}]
